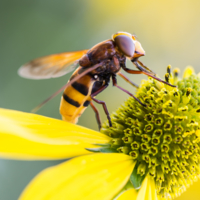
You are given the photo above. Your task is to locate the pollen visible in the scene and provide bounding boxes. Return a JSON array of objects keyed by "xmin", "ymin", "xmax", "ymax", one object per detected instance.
[{"xmin": 101, "ymin": 67, "xmax": 200, "ymax": 199}]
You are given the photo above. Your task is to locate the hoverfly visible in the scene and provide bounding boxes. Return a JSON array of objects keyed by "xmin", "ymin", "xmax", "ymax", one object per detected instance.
[{"xmin": 18, "ymin": 31, "xmax": 175, "ymax": 129}]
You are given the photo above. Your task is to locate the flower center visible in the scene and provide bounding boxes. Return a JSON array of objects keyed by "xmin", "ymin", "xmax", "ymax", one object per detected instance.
[{"xmin": 101, "ymin": 67, "xmax": 200, "ymax": 199}]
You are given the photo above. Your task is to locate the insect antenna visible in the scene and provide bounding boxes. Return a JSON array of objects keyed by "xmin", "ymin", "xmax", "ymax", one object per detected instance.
[{"xmin": 31, "ymin": 62, "xmax": 105, "ymax": 113}]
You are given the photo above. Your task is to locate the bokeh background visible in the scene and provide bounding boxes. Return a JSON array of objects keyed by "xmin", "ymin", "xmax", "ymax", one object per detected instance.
[{"xmin": 1, "ymin": 0, "xmax": 200, "ymax": 199}]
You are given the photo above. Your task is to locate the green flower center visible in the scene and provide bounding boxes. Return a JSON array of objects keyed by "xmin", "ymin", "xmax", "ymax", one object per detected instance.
[{"xmin": 101, "ymin": 67, "xmax": 200, "ymax": 199}]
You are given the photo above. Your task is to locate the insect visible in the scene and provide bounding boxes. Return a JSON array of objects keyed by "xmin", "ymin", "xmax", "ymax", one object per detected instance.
[{"xmin": 18, "ymin": 31, "xmax": 175, "ymax": 129}]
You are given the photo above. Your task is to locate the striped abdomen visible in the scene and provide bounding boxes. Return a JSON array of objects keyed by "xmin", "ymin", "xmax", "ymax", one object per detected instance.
[{"xmin": 59, "ymin": 67, "xmax": 95, "ymax": 124}]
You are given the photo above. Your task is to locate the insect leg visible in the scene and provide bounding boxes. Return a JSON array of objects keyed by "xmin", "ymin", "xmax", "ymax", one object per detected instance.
[
  {"xmin": 112, "ymin": 74, "xmax": 146, "ymax": 107},
  {"xmin": 118, "ymin": 72, "xmax": 139, "ymax": 88},
  {"xmin": 136, "ymin": 60, "xmax": 156, "ymax": 76},
  {"xmin": 91, "ymin": 84, "xmax": 112, "ymax": 127},
  {"xmin": 92, "ymin": 97, "xmax": 112, "ymax": 127},
  {"xmin": 90, "ymin": 101, "xmax": 102, "ymax": 130},
  {"xmin": 123, "ymin": 63, "xmax": 176, "ymax": 87}
]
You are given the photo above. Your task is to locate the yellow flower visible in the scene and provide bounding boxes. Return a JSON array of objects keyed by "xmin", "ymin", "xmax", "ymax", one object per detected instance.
[
  {"xmin": 1, "ymin": 66, "xmax": 199, "ymax": 200},
  {"xmin": 0, "ymin": 108, "xmax": 139, "ymax": 200}
]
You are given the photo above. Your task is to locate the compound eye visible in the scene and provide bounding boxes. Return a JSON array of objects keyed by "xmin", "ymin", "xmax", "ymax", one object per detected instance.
[{"xmin": 114, "ymin": 35, "xmax": 135, "ymax": 57}]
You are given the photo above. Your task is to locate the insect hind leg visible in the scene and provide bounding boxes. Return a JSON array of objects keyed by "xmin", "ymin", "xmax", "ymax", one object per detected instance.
[
  {"xmin": 91, "ymin": 84, "xmax": 112, "ymax": 127},
  {"xmin": 90, "ymin": 101, "xmax": 102, "ymax": 130},
  {"xmin": 91, "ymin": 97, "xmax": 112, "ymax": 127}
]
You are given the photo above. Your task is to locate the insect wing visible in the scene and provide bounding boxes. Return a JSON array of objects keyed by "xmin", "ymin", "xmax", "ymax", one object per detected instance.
[
  {"xmin": 31, "ymin": 61, "xmax": 105, "ymax": 112},
  {"xmin": 18, "ymin": 50, "xmax": 88, "ymax": 79}
]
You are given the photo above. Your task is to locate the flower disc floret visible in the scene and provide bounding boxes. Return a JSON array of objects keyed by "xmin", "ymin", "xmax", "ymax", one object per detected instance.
[{"xmin": 101, "ymin": 67, "xmax": 200, "ymax": 199}]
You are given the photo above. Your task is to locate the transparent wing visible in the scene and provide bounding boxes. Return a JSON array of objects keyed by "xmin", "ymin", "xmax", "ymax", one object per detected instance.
[
  {"xmin": 18, "ymin": 50, "xmax": 88, "ymax": 79},
  {"xmin": 31, "ymin": 62, "xmax": 105, "ymax": 112}
]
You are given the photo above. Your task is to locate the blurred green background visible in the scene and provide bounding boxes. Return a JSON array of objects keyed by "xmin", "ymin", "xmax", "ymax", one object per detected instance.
[{"xmin": 1, "ymin": 0, "xmax": 200, "ymax": 199}]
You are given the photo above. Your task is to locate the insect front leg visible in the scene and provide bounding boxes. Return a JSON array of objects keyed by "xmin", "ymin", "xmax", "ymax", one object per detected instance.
[
  {"xmin": 122, "ymin": 62, "xmax": 176, "ymax": 88},
  {"xmin": 112, "ymin": 74, "xmax": 146, "ymax": 107},
  {"xmin": 136, "ymin": 60, "xmax": 156, "ymax": 76},
  {"xmin": 91, "ymin": 84, "xmax": 112, "ymax": 127}
]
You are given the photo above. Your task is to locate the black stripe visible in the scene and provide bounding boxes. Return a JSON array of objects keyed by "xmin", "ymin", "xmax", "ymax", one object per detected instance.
[
  {"xmin": 83, "ymin": 100, "xmax": 90, "ymax": 107},
  {"xmin": 71, "ymin": 82, "xmax": 89, "ymax": 96},
  {"xmin": 63, "ymin": 93, "xmax": 80, "ymax": 107}
]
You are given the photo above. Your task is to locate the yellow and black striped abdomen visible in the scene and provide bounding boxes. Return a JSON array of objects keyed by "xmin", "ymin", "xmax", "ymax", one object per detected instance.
[{"xmin": 60, "ymin": 69, "xmax": 95, "ymax": 124}]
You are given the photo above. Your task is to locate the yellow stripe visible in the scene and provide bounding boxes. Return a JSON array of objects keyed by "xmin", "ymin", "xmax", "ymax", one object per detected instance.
[
  {"xmin": 60, "ymin": 74, "xmax": 94, "ymax": 123},
  {"xmin": 112, "ymin": 31, "xmax": 132, "ymax": 40}
]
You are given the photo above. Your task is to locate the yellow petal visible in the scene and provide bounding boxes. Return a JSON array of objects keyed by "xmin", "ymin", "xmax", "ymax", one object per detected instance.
[
  {"xmin": 195, "ymin": 129, "xmax": 200, "ymax": 138},
  {"xmin": 19, "ymin": 153, "xmax": 136, "ymax": 200},
  {"xmin": 137, "ymin": 175, "xmax": 158, "ymax": 200},
  {"xmin": 183, "ymin": 66, "xmax": 194, "ymax": 78},
  {"xmin": 0, "ymin": 108, "xmax": 110, "ymax": 160},
  {"xmin": 116, "ymin": 188, "xmax": 137, "ymax": 200}
]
